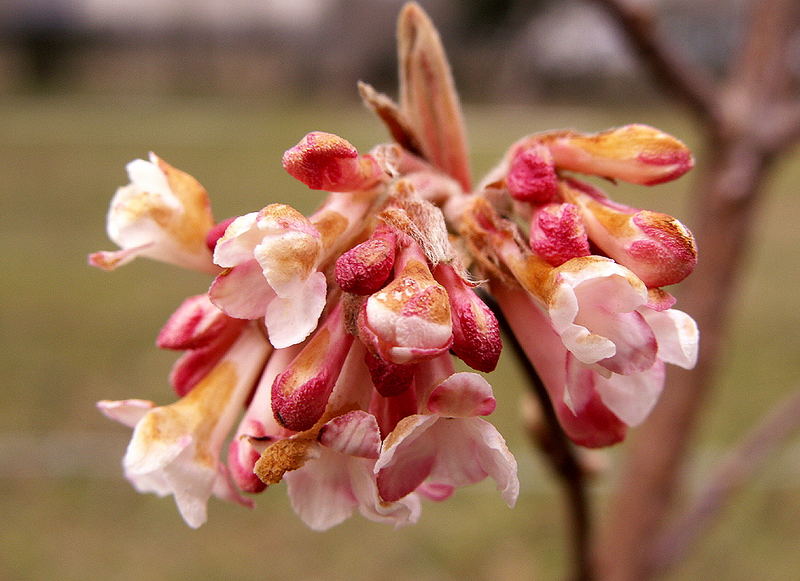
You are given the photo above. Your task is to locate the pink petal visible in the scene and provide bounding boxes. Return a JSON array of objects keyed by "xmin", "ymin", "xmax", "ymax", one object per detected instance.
[
  {"xmin": 284, "ymin": 447, "xmax": 360, "ymax": 531},
  {"xmin": 427, "ymin": 372, "xmax": 496, "ymax": 417},
  {"xmin": 97, "ymin": 399, "xmax": 155, "ymax": 428},
  {"xmin": 375, "ymin": 414, "xmax": 439, "ymax": 501},
  {"xmin": 577, "ymin": 309, "xmax": 657, "ymax": 375},
  {"xmin": 594, "ymin": 360, "xmax": 666, "ymax": 427},
  {"xmin": 212, "ymin": 212, "xmax": 260, "ymax": 268},
  {"xmin": 209, "ymin": 260, "xmax": 275, "ymax": 320},
  {"xmin": 640, "ymin": 308, "xmax": 699, "ymax": 369},
  {"xmin": 319, "ymin": 411, "xmax": 381, "ymax": 459},
  {"xmin": 429, "ymin": 418, "xmax": 519, "ymax": 507},
  {"xmin": 264, "ymin": 271, "xmax": 327, "ymax": 349}
]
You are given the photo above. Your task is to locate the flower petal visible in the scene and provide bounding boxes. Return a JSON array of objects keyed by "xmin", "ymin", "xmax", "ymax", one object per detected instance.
[
  {"xmin": 426, "ymin": 372, "xmax": 496, "ymax": 417},
  {"xmin": 319, "ymin": 411, "xmax": 381, "ymax": 459},
  {"xmin": 209, "ymin": 260, "xmax": 276, "ymax": 320},
  {"xmin": 375, "ymin": 414, "xmax": 439, "ymax": 501},
  {"xmin": 264, "ymin": 270, "xmax": 327, "ymax": 349},
  {"xmin": 284, "ymin": 446, "xmax": 359, "ymax": 531},
  {"xmin": 97, "ymin": 399, "xmax": 155, "ymax": 428},
  {"xmin": 593, "ymin": 360, "xmax": 666, "ymax": 427},
  {"xmin": 640, "ymin": 307, "xmax": 699, "ymax": 369}
]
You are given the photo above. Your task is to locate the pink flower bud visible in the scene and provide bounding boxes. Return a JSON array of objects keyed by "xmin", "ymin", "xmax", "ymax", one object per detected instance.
[
  {"xmin": 157, "ymin": 294, "xmax": 236, "ymax": 350},
  {"xmin": 364, "ymin": 350, "xmax": 417, "ymax": 397},
  {"xmin": 544, "ymin": 124, "xmax": 693, "ymax": 185},
  {"xmin": 506, "ymin": 144, "xmax": 558, "ymax": 203},
  {"xmin": 562, "ymin": 178, "xmax": 697, "ymax": 287},
  {"xmin": 433, "ymin": 263, "xmax": 501, "ymax": 372},
  {"xmin": 529, "ymin": 203, "xmax": 591, "ymax": 266},
  {"xmin": 282, "ymin": 131, "xmax": 385, "ymax": 192},
  {"xmin": 335, "ymin": 227, "xmax": 397, "ymax": 295},
  {"xmin": 271, "ymin": 303, "xmax": 354, "ymax": 431}
]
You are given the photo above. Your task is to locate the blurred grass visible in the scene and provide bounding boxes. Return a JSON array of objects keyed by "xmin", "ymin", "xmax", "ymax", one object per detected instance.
[{"xmin": 1, "ymin": 94, "xmax": 799, "ymax": 580}]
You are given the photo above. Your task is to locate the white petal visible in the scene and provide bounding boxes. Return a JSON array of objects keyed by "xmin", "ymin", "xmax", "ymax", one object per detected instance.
[
  {"xmin": 265, "ymin": 271, "xmax": 327, "ymax": 348},
  {"xmin": 97, "ymin": 399, "xmax": 155, "ymax": 428},
  {"xmin": 640, "ymin": 308, "xmax": 699, "ymax": 369},
  {"xmin": 594, "ymin": 361, "xmax": 666, "ymax": 426},
  {"xmin": 212, "ymin": 212, "xmax": 260, "ymax": 268},
  {"xmin": 284, "ymin": 447, "xmax": 357, "ymax": 531}
]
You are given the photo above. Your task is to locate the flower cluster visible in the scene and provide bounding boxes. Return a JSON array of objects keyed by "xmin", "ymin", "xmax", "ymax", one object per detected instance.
[{"xmin": 92, "ymin": 3, "xmax": 697, "ymax": 530}]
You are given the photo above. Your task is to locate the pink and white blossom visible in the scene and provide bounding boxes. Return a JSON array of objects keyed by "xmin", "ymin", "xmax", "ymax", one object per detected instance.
[
  {"xmin": 99, "ymin": 326, "xmax": 269, "ymax": 527},
  {"xmin": 89, "ymin": 153, "xmax": 216, "ymax": 273},
  {"xmin": 375, "ymin": 372, "xmax": 518, "ymax": 507},
  {"xmin": 211, "ymin": 204, "xmax": 328, "ymax": 348},
  {"xmin": 93, "ymin": 2, "xmax": 700, "ymax": 532}
]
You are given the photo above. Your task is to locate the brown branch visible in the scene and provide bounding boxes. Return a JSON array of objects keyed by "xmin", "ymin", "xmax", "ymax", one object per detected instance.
[
  {"xmin": 592, "ymin": 1, "xmax": 800, "ymax": 580},
  {"xmin": 522, "ymin": 368, "xmax": 593, "ymax": 581},
  {"xmin": 592, "ymin": 0, "xmax": 719, "ymax": 123},
  {"xmin": 649, "ymin": 388, "xmax": 800, "ymax": 573},
  {"xmin": 487, "ymin": 293, "xmax": 593, "ymax": 581},
  {"xmin": 725, "ymin": 0, "xmax": 799, "ymax": 112},
  {"xmin": 758, "ymin": 100, "xmax": 800, "ymax": 154}
]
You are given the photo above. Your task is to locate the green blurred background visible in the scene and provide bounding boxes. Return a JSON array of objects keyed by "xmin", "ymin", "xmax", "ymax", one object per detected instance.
[{"xmin": 2, "ymin": 1, "xmax": 799, "ymax": 579}]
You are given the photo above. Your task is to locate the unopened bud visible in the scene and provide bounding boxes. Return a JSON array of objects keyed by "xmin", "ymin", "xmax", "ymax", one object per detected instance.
[
  {"xmin": 506, "ymin": 144, "xmax": 558, "ymax": 203},
  {"xmin": 529, "ymin": 203, "xmax": 591, "ymax": 266},
  {"xmin": 282, "ymin": 131, "xmax": 385, "ymax": 192}
]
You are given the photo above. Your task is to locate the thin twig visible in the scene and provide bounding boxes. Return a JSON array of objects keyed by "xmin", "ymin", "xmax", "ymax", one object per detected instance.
[
  {"xmin": 592, "ymin": 0, "xmax": 718, "ymax": 123},
  {"xmin": 650, "ymin": 388, "xmax": 800, "ymax": 573},
  {"xmin": 486, "ymin": 293, "xmax": 593, "ymax": 581}
]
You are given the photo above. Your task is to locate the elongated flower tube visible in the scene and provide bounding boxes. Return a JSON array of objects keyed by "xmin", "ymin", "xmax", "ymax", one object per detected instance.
[
  {"xmin": 98, "ymin": 325, "xmax": 270, "ymax": 527},
  {"xmin": 227, "ymin": 346, "xmax": 300, "ymax": 494},
  {"xmin": 272, "ymin": 302, "xmax": 354, "ymax": 432},
  {"xmin": 560, "ymin": 178, "xmax": 697, "ymax": 287},
  {"xmin": 89, "ymin": 153, "xmax": 217, "ymax": 273}
]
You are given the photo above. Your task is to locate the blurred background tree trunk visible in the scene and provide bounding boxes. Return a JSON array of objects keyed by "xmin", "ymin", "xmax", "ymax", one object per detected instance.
[{"xmin": 592, "ymin": 1, "xmax": 800, "ymax": 579}]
